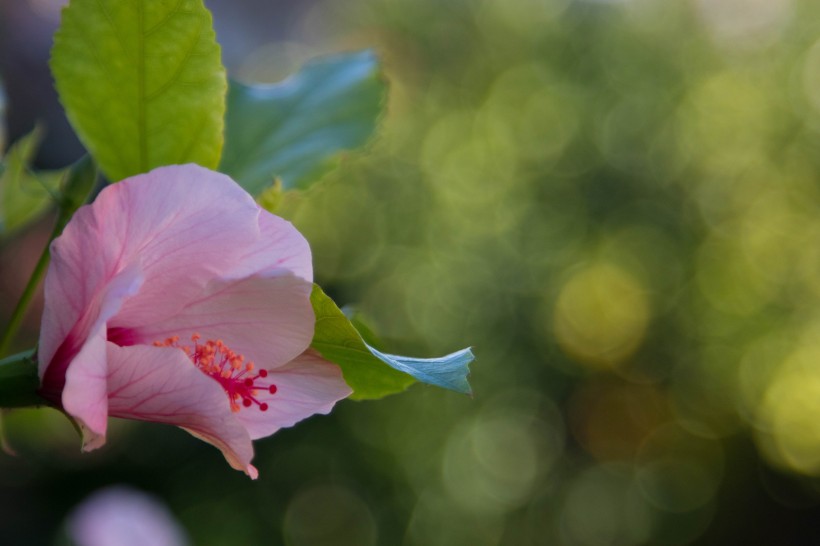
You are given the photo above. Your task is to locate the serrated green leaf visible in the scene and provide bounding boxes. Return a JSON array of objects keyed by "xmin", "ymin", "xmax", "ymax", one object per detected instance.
[
  {"xmin": 51, "ymin": 0, "xmax": 226, "ymax": 182},
  {"xmin": 310, "ymin": 285, "xmax": 474, "ymax": 400},
  {"xmin": 0, "ymin": 128, "xmax": 62, "ymax": 235},
  {"xmin": 221, "ymin": 50, "xmax": 387, "ymax": 195}
]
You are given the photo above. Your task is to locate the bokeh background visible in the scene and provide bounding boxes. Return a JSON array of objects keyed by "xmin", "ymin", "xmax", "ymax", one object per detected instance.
[{"xmin": 4, "ymin": 0, "xmax": 820, "ymax": 544}]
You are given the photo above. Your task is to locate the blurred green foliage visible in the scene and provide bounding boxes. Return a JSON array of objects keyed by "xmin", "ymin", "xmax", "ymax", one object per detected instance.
[
  {"xmin": 6, "ymin": 0, "xmax": 820, "ymax": 544},
  {"xmin": 0, "ymin": 127, "xmax": 61, "ymax": 235}
]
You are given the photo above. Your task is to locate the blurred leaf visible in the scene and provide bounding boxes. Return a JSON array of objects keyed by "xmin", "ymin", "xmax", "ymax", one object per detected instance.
[
  {"xmin": 255, "ymin": 178, "xmax": 285, "ymax": 213},
  {"xmin": 310, "ymin": 285, "xmax": 474, "ymax": 400},
  {"xmin": 51, "ymin": 0, "xmax": 226, "ymax": 182},
  {"xmin": 220, "ymin": 50, "xmax": 387, "ymax": 195},
  {"xmin": 61, "ymin": 155, "xmax": 98, "ymax": 212},
  {"xmin": 0, "ymin": 128, "xmax": 62, "ymax": 235}
]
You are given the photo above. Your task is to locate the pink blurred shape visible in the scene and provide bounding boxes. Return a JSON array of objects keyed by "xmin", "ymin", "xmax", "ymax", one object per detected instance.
[{"xmin": 68, "ymin": 486, "xmax": 188, "ymax": 546}]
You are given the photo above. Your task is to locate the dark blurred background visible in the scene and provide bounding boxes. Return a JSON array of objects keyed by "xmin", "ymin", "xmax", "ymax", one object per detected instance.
[{"xmin": 4, "ymin": 0, "xmax": 820, "ymax": 544}]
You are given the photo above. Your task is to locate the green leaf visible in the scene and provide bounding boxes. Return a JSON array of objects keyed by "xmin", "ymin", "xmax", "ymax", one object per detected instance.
[
  {"xmin": 221, "ymin": 50, "xmax": 387, "ymax": 195},
  {"xmin": 310, "ymin": 285, "xmax": 474, "ymax": 400},
  {"xmin": 51, "ymin": 0, "xmax": 226, "ymax": 182},
  {"xmin": 0, "ymin": 128, "xmax": 62, "ymax": 235},
  {"xmin": 311, "ymin": 285, "xmax": 413, "ymax": 400}
]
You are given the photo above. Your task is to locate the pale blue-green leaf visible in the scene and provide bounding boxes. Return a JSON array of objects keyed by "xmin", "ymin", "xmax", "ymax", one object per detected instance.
[
  {"xmin": 367, "ymin": 345, "xmax": 474, "ymax": 395},
  {"xmin": 221, "ymin": 50, "xmax": 387, "ymax": 195}
]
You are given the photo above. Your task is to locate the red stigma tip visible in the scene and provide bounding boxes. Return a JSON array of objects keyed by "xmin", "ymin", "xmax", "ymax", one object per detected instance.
[{"xmin": 160, "ymin": 336, "xmax": 278, "ymax": 414}]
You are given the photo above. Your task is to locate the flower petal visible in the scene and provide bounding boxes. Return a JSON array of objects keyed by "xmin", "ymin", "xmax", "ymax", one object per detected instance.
[
  {"xmin": 39, "ymin": 229, "xmax": 148, "ymax": 379},
  {"xmin": 105, "ymin": 343, "xmax": 256, "ymax": 477},
  {"xmin": 236, "ymin": 350, "xmax": 352, "ymax": 440},
  {"xmin": 104, "ymin": 164, "xmax": 264, "ymax": 326},
  {"xmin": 228, "ymin": 210, "xmax": 313, "ymax": 283},
  {"xmin": 40, "ymin": 165, "xmax": 263, "ymax": 374},
  {"xmin": 119, "ymin": 274, "xmax": 315, "ymax": 371},
  {"xmin": 62, "ymin": 325, "xmax": 109, "ymax": 448},
  {"xmin": 46, "ymin": 263, "xmax": 145, "ymax": 445}
]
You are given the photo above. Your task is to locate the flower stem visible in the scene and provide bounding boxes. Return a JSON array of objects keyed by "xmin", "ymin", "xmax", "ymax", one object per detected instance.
[
  {"xmin": 0, "ymin": 237, "xmax": 53, "ymax": 357},
  {"xmin": 0, "ymin": 155, "xmax": 96, "ymax": 357}
]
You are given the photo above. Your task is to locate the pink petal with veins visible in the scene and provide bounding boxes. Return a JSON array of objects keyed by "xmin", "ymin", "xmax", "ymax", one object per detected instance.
[
  {"xmin": 39, "ymin": 164, "xmax": 260, "ymax": 374},
  {"xmin": 105, "ymin": 343, "xmax": 256, "ymax": 478},
  {"xmin": 45, "ymin": 262, "xmax": 144, "ymax": 439},
  {"xmin": 229, "ymin": 211, "xmax": 313, "ymax": 282},
  {"xmin": 111, "ymin": 274, "xmax": 314, "ymax": 371},
  {"xmin": 236, "ymin": 350, "xmax": 353, "ymax": 440}
]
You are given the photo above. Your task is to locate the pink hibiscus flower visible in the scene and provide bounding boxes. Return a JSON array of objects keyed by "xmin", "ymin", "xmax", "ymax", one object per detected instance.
[{"xmin": 37, "ymin": 164, "xmax": 351, "ymax": 478}]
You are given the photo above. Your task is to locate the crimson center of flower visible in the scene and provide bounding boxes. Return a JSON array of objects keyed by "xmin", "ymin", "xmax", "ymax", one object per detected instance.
[{"xmin": 154, "ymin": 334, "xmax": 277, "ymax": 413}]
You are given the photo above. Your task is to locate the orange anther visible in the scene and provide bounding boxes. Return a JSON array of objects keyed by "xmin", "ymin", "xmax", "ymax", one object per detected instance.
[{"xmin": 160, "ymin": 335, "xmax": 275, "ymax": 414}]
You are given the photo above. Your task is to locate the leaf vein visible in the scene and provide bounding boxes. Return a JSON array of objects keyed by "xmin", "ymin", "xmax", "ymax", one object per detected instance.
[
  {"xmin": 144, "ymin": 14, "xmax": 205, "ymax": 102},
  {"xmin": 143, "ymin": 0, "xmax": 185, "ymax": 37}
]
